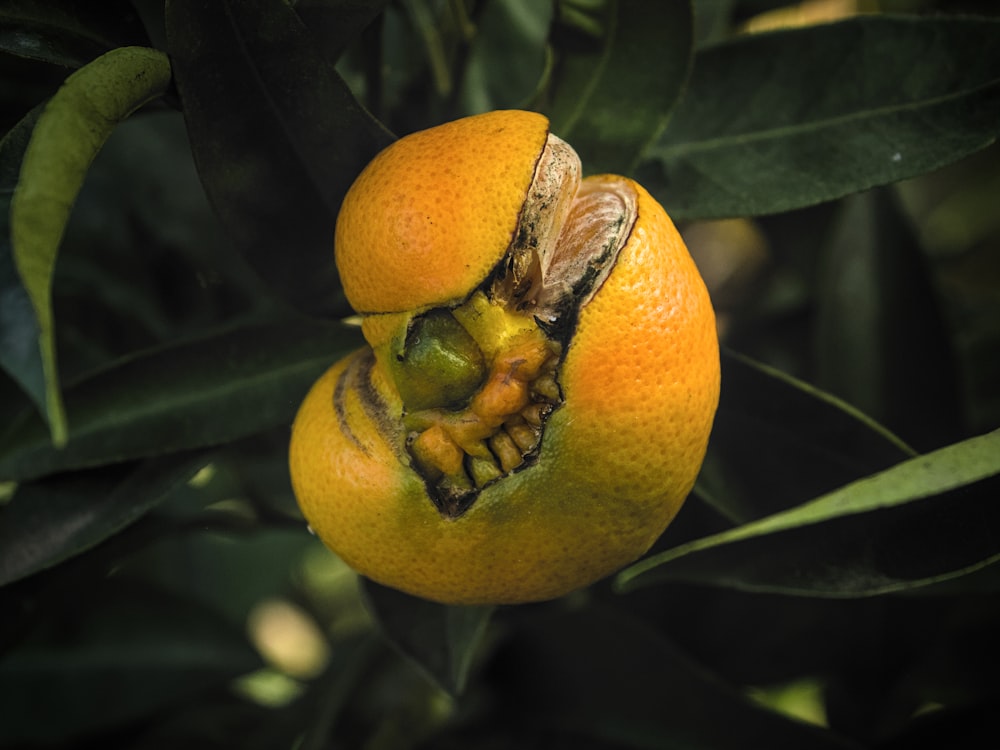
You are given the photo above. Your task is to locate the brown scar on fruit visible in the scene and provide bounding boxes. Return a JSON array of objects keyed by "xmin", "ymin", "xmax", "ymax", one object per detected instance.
[{"xmin": 333, "ymin": 350, "xmax": 400, "ymax": 461}]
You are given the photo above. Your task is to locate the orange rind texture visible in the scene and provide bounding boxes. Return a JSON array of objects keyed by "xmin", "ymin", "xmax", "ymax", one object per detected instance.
[
  {"xmin": 290, "ymin": 111, "xmax": 720, "ymax": 605},
  {"xmin": 334, "ymin": 110, "xmax": 550, "ymax": 314}
]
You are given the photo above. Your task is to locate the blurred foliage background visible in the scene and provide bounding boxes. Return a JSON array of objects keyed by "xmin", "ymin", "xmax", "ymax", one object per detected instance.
[{"xmin": 1, "ymin": 0, "xmax": 999, "ymax": 748}]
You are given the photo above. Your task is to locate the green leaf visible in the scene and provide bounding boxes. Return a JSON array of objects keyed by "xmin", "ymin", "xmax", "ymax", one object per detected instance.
[
  {"xmin": 295, "ymin": 0, "xmax": 391, "ymax": 61},
  {"xmin": 731, "ymin": 0, "xmax": 798, "ymax": 14},
  {"xmin": 692, "ymin": 0, "xmax": 737, "ymax": 46},
  {"xmin": 0, "ymin": 318, "xmax": 358, "ymax": 481},
  {"xmin": 0, "ymin": 452, "xmax": 210, "ymax": 586},
  {"xmin": 618, "ymin": 428, "xmax": 1000, "ymax": 597},
  {"xmin": 9, "ymin": 46, "xmax": 173, "ymax": 446},
  {"xmin": 641, "ymin": 15, "xmax": 1000, "ymax": 219},
  {"xmin": 459, "ymin": 0, "xmax": 553, "ymax": 113},
  {"xmin": 0, "ymin": 0, "xmax": 150, "ymax": 68},
  {"xmin": 361, "ymin": 578, "xmax": 493, "ymax": 695},
  {"xmin": 814, "ymin": 189, "xmax": 963, "ymax": 451},
  {"xmin": 480, "ymin": 607, "xmax": 858, "ymax": 749},
  {"xmin": 544, "ymin": 0, "xmax": 693, "ymax": 175},
  {"xmin": 399, "ymin": 0, "xmax": 453, "ymax": 98},
  {"xmin": 128, "ymin": 527, "xmax": 320, "ymax": 627},
  {"xmin": 0, "ymin": 580, "xmax": 262, "ymax": 746},
  {"xmin": 165, "ymin": 0, "xmax": 395, "ymax": 316},
  {"xmin": 698, "ymin": 350, "xmax": 914, "ymax": 525},
  {"xmin": 0, "ymin": 106, "xmax": 47, "ymax": 423},
  {"xmin": 296, "ymin": 634, "xmax": 383, "ymax": 750}
]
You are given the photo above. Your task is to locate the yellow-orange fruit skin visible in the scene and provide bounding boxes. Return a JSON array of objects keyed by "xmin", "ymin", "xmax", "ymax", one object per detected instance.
[
  {"xmin": 289, "ymin": 176, "xmax": 720, "ymax": 606},
  {"xmin": 334, "ymin": 110, "xmax": 550, "ymax": 314}
]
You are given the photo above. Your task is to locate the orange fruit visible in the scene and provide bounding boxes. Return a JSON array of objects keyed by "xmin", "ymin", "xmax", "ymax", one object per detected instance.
[
  {"xmin": 334, "ymin": 109, "xmax": 550, "ymax": 314},
  {"xmin": 289, "ymin": 110, "xmax": 720, "ymax": 605}
]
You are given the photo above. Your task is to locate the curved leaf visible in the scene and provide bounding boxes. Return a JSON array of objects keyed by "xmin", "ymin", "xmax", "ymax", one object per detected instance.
[
  {"xmin": 0, "ymin": 319, "xmax": 358, "ymax": 482},
  {"xmin": 295, "ymin": 0, "xmax": 391, "ymax": 62},
  {"xmin": 0, "ymin": 580, "xmax": 261, "ymax": 746},
  {"xmin": 459, "ymin": 0, "xmax": 552, "ymax": 113},
  {"xmin": 0, "ymin": 107, "xmax": 46, "ymax": 421},
  {"xmin": 544, "ymin": 0, "xmax": 693, "ymax": 175},
  {"xmin": 485, "ymin": 607, "xmax": 859, "ymax": 749},
  {"xmin": 9, "ymin": 46, "xmax": 173, "ymax": 446},
  {"xmin": 297, "ymin": 633, "xmax": 383, "ymax": 750},
  {"xmin": 0, "ymin": 0, "xmax": 149, "ymax": 68},
  {"xmin": 815, "ymin": 189, "xmax": 963, "ymax": 451},
  {"xmin": 361, "ymin": 578, "xmax": 493, "ymax": 696},
  {"xmin": 165, "ymin": 0, "xmax": 395, "ymax": 316},
  {"xmin": 618, "ymin": 429, "xmax": 1000, "ymax": 597},
  {"xmin": 0, "ymin": 451, "xmax": 210, "ymax": 587},
  {"xmin": 642, "ymin": 16, "xmax": 1000, "ymax": 219},
  {"xmin": 698, "ymin": 350, "xmax": 914, "ymax": 525}
]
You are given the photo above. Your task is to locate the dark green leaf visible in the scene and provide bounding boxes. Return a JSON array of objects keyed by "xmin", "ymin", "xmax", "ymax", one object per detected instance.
[
  {"xmin": 642, "ymin": 16, "xmax": 1000, "ymax": 219},
  {"xmin": 697, "ymin": 350, "xmax": 914, "ymax": 525},
  {"xmin": 545, "ymin": 0, "xmax": 693, "ymax": 174},
  {"xmin": 0, "ymin": 580, "xmax": 262, "ymax": 746},
  {"xmin": 111, "ymin": 695, "xmax": 285, "ymax": 750},
  {"xmin": 296, "ymin": 633, "xmax": 382, "ymax": 750},
  {"xmin": 165, "ymin": 0, "xmax": 395, "ymax": 316},
  {"xmin": 459, "ymin": 0, "xmax": 552, "ymax": 112},
  {"xmin": 398, "ymin": 0, "xmax": 453, "ymax": 98},
  {"xmin": 10, "ymin": 46, "xmax": 173, "ymax": 445},
  {"xmin": 125, "ymin": 527, "xmax": 319, "ymax": 627},
  {"xmin": 295, "ymin": 0, "xmax": 390, "ymax": 61},
  {"xmin": 0, "ymin": 106, "xmax": 46, "ymax": 423},
  {"xmin": 875, "ymin": 703, "xmax": 998, "ymax": 750},
  {"xmin": 361, "ymin": 577, "xmax": 493, "ymax": 695},
  {"xmin": 618, "ymin": 428, "xmax": 1000, "ymax": 596},
  {"xmin": 729, "ymin": 0, "xmax": 798, "ymax": 17},
  {"xmin": 484, "ymin": 606, "xmax": 859, "ymax": 749},
  {"xmin": 0, "ymin": 318, "xmax": 358, "ymax": 481},
  {"xmin": 0, "ymin": 0, "xmax": 150, "ymax": 68},
  {"xmin": 693, "ymin": 0, "xmax": 737, "ymax": 46},
  {"xmin": 0, "ymin": 452, "xmax": 210, "ymax": 586},
  {"xmin": 815, "ymin": 189, "xmax": 963, "ymax": 451}
]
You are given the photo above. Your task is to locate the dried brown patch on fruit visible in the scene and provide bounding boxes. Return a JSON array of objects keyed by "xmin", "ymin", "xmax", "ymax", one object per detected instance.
[{"xmin": 394, "ymin": 134, "xmax": 638, "ymax": 518}]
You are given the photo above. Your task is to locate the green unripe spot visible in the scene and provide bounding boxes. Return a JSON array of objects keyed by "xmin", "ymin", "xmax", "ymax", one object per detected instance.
[{"xmin": 390, "ymin": 309, "xmax": 487, "ymax": 411}]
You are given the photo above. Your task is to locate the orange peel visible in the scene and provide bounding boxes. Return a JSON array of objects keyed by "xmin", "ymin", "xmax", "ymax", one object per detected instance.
[{"xmin": 290, "ymin": 111, "xmax": 720, "ymax": 605}]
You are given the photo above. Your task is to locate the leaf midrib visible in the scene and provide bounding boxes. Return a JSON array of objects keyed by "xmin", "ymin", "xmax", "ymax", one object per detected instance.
[{"xmin": 656, "ymin": 75, "xmax": 1000, "ymax": 160}]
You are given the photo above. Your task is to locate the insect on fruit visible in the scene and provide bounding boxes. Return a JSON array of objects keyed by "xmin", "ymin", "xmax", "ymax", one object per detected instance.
[{"xmin": 289, "ymin": 110, "xmax": 720, "ymax": 605}]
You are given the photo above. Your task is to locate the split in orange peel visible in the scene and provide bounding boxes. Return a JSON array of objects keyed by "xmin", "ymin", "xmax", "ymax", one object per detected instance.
[{"xmin": 289, "ymin": 110, "xmax": 721, "ymax": 605}]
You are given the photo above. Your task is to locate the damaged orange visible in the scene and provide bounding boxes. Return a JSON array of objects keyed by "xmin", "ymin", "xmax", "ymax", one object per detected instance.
[{"xmin": 289, "ymin": 110, "xmax": 720, "ymax": 605}]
